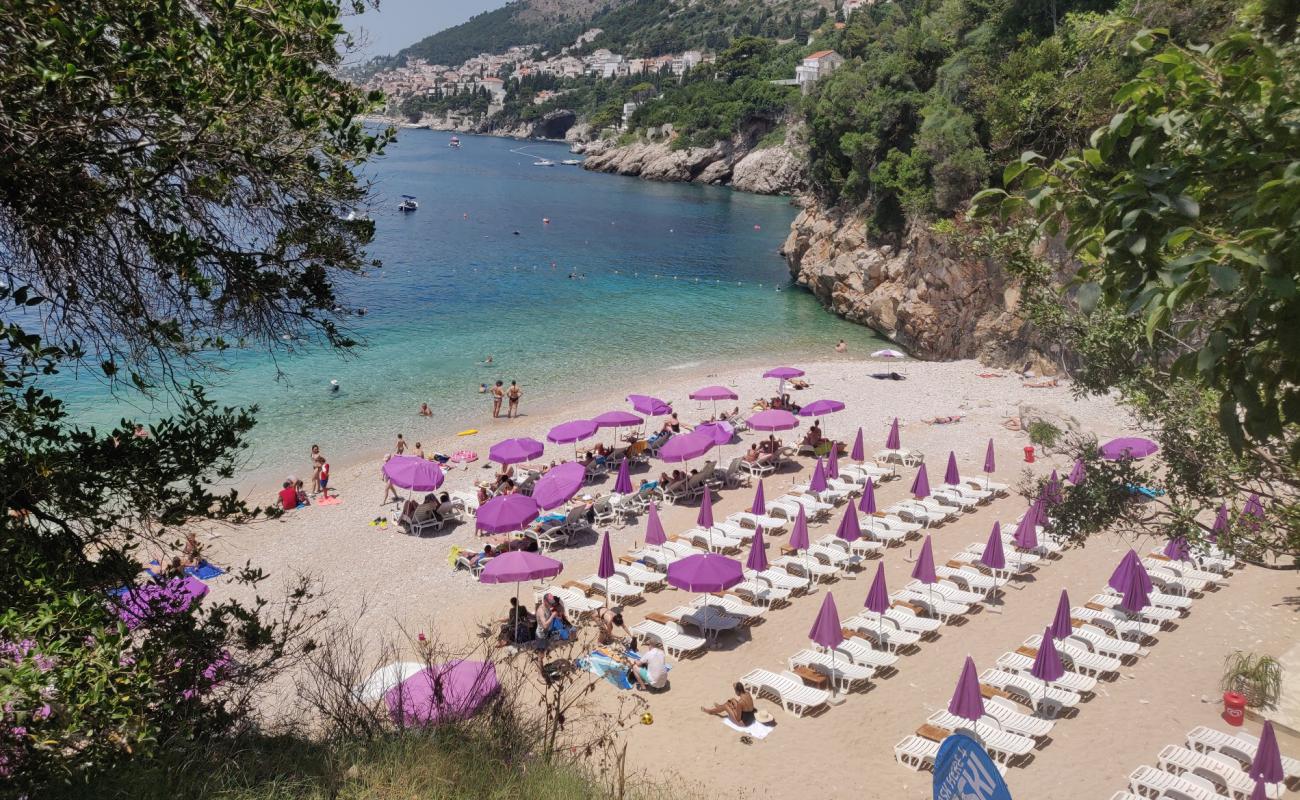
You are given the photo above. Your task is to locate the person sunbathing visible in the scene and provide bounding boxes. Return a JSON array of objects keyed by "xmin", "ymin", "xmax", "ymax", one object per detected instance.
[
  {"xmin": 789, "ymin": 378, "xmax": 810, "ymax": 389},
  {"xmin": 702, "ymin": 682, "xmax": 756, "ymax": 724},
  {"xmin": 923, "ymin": 415, "xmax": 964, "ymax": 425},
  {"xmin": 182, "ymin": 532, "xmax": 204, "ymax": 568},
  {"xmin": 802, "ymin": 423, "xmax": 824, "ymax": 447},
  {"xmin": 1023, "ymin": 377, "xmax": 1059, "ymax": 388}
]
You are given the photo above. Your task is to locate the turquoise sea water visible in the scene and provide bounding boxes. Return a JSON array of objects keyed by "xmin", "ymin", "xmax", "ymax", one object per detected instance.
[{"xmin": 62, "ymin": 131, "xmax": 880, "ymax": 476}]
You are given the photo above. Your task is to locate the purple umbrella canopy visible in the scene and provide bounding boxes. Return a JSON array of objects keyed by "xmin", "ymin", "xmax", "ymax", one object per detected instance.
[
  {"xmin": 1099, "ymin": 437, "xmax": 1159, "ymax": 460},
  {"xmin": 475, "ymin": 494, "xmax": 540, "ymax": 533},
  {"xmin": 746, "ymin": 409, "xmax": 800, "ymax": 431},
  {"xmin": 116, "ymin": 576, "xmax": 208, "ymax": 629},
  {"xmin": 1163, "ymin": 536, "xmax": 1192, "ymax": 562},
  {"xmin": 835, "ymin": 504, "xmax": 861, "ymax": 543},
  {"xmin": 864, "ymin": 562, "xmax": 890, "ymax": 614},
  {"xmin": 1107, "ymin": 549, "xmax": 1153, "ymax": 595},
  {"xmin": 763, "ymin": 366, "xmax": 805, "ymax": 380},
  {"xmin": 828, "ymin": 442, "xmax": 840, "ymax": 478},
  {"xmin": 980, "ymin": 522, "xmax": 1007, "ymax": 570},
  {"xmin": 488, "ymin": 437, "xmax": 545, "ymax": 466},
  {"xmin": 851, "ymin": 427, "xmax": 866, "ymax": 462},
  {"xmin": 383, "ymin": 456, "xmax": 446, "ymax": 491},
  {"xmin": 910, "ymin": 463, "xmax": 930, "ymax": 500},
  {"xmin": 386, "ymin": 660, "xmax": 499, "ymax": 726},
  {"xmin": 1031, "ymin": 627, "xmax": 1065, "ymax": 684},
  {"xmin": 644, "ymin": 502, "xmax": 667, "ymax": 546},
  {"xmin": 809, "ymin": 592, "xmax": 844, "ymax": 650},
  {"xmin": 746, "ymin": 527, "xmax": 769, "ymax": 572},
  {"xmin": 859, "ymin": 478, "xmax": 878, "ymax": 515},
  {"xmin": 612, "ymin": 459, "xmax": 634, "ymax": 495},
  {"xmin": 948, "ymin": 656, "xmax": 986, "ymax": 723},
  {"xmin": 809, "ymin": 458, "xmax": 829, "ymax": 492},
  {"xmin": 1013, "ymin": 500, "xmax": 1040, "ymax": 550},
  {"xmin": 886, "ymin": 418, "xmax": 901, "ymax": 451},
  {"xmin": 1043, "ymin": 470, "xmax": 1064, "ymax": 507},
  {"xmin": 1249, "ymin": 721, "xmax": 1284, "ymax": 785},
  {"xmin": 1049, "ymin": 589, "xmax": 1073, "ymax": 640},
  {"xmin": 667, "ymin": 553, "xmax": 743, "ymax": 592},
  {"xmin": 789, "ymin": 504, "xmax": 810, "ymax": 551},
  {"xmin": 912, "ymin": 535, "xmax": 937, "ymax": 584},
  {"xmin": 1251, "ymin": 781, "xmax": 1269, "ymax": 800},
  {"xmin": 984, "ymin": 439, "xmax": 996, "ymax": 474},
  {"xmin": 597, "ymin": 531, "xmax": 616, "ymax": 580},
  {"xmin": 1243, "ymin": 492, "xmax": 1266, "ymax": 521},
  {"xmin": 1210, "ymin": 503, "xmax": 1230, "ymax": 542},
  {"xmin": 690, "ymin": 385, "xmax": 738, "ymax": 401},
  {"xmin": 531, "ymin": 462, "xmax": 587, "ymax": 510},
  {"xmin": 547, "ymin": 419, "xmax": 598, "ymax": 444},
  {"xmin": 627, "ymin": 394, "xmax": 673, "ymax": 416},
  {"xmin": 697, "ymin": 486, "xmax": 715, "ymax": 530},
  {"xmin": 593, "ymin": 410, "xmax": 644, "ymax": 429},
  {"xmin": 751, "ymin": 480, "xmax": 767, "ymax": 515},
  {"xmin": 799, "ymin": 399, "xmax": 846, "ymax": 417},
  {"xmin": 1117, "ymin": 561, "xmax": 1151, "ymax": 613},
  {"xmin": 657, "ymin": 431, "xmax": 714, "ymax": 463},
  {"xmin": 944, "ymin": 451, "xmax": 961, "ymax": 486},
  {"xmin": 695, "ymin": 420, "xmax": 735, "ymax": 445},
  {"xmin": 479, "ymin": 551, "xmax": 563, "ymax": 584}
]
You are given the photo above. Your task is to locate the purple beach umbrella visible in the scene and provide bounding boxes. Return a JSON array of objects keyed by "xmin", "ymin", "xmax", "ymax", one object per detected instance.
[
  {"xmin": 835, "ymin": 504, "xmax": 861, "ymax": 543},
  {"xmin": 1099, "ymin": 437, "xmax": 1159, "ymax": 460},
  {"xmin": 475, "ymin": 494, "xmax": 540, "ymax": 534},
  {"xmin": 1043, "ymin": 470, "xmax": 1064, "ymax": 507},
  {"xmin": 809, "ymin": 592, "xmax": 847, "ymax": 695},
  {"xmin": 479, "ymin": 550, "xmax": 564, "ymax": 627},
  {"xmin": 912, "ymin": 535, "xmax": 937, "ymax": 584},
  {"xmin": 1163, "ymin": 536, "xmax": 1192, "ymax": 562},
  {"xmin": 1243, "ymin": 493, "xmax": 1266, "ymax": 529},
  {"xmin": 1031, "ymin": 626, "xmax": 1066, "ymax": 686},
  {"xmin": 983, "ymin": 439, "xmax": 996, "ymax": 475},
  {"xmin": 746, "ymin": 527, "xmax": 769, "ymax": 572},
  {"xmin": 667, "ymin": 553, "xmax": 742, "ymax": 592},
  {"xmin": 657, "ymin": 431, "xmax": 714, "ymax": 463},
  {"xmin": 851, "ymin": 427, "xmax": 866, "ymax": 462},
  {"xmin": 547, "ymin": 419, "xmax": 598, "ymax": 444},
  {"xmin": 1251, "ymin": 781, "xmax": 1269, "ymax": 800},
  {"xmin": 1108, "ymin": 549, "xmax": 1153, "ymax": 595},
  {"xmin": 593, "ymin": 410, "xmax": 643, "ymax": 429},
  {"xmin": 751, "ymin": 480, "xmax": 766, "ymax": 515},
  {"xmin": 885, "ymin": 418, "xmax": 901, "ymax": 451},
  {"xmin": 1049, "ymin": 590, "xmax": 1073, "ymax": 640},
  {"xmin": 1067, "ymin": 458, "xmax": 1086, "ymax": 485},
  {"xmin": 644, "ymin": 502, "xmax": 667, "ymax": 546},
  {"xmin": 690, "ymin": 385, "xmax": 738, "ymax": 401},
  {"xmin": 864, "ymin": 562, "xmax": 890, "ymax": 638},
  {"xmin": 763, "ymin": 366, "xmax": 805, "ymax": 380},
  {"xmin": 910, "ymin": 463, "xmax": 930, "ymax": 500},
  {"xmin": 698, "ymin": 486, "xmax": 715, "ymax": 529},
  {"xmin": 612, "ymin": 459, "xmax": 634, "ymax": 495},
  {"xmin": 488, "ymin": 437, "xmax": 545, "ymax": 466},
  {"xmin": 746, "ymin": 409, "xmax": 800, "ymax": 431},
  {"xmin": 597, "ymin": 531, "xmax": 616, "ymax": 608},
  {"xmin": 1013, "ymin": 500, "xmax": 1040, "ymax": 550},
  {"xmin": 828, "ymin": 442, "xmax": 840, "ymax": 478},
  {"xmin": 809, "ymin": 458, "xmax": 829, "ymax": 492},
  {"xmin": 117, "ymin": 576, "xmax": 208, "ymax": 629},
  {"xmin": 980, "ymin": 521, "xmax": 1007, "ymax": 571},
  {"xmin": 627, "ymin": 394, "xmax": 672, "ymax": 416},
  {"xmin": 695, "ymin": 420, "xmax": 735, "ymax": 446},
  {"xmin": 799, "ymin": 399, "xmax": 846, "ymax": 418},
  {"xmin": 1210, "ymin": 503, "xmax": 1229, "ymax": 543},
  {"xmin": 531, "ymin": 461, "xmax": 586, "ymax": 510},
  {"xmin": 944, "ymin": 451, "xmax": 960, "ymax": 486},
  {"xmin": 383, "ymin": 456, "xmax": 446, "ymax": 493},
  {"xmin": 859, "ymin": 478, "xmax": 877, "ymax": 516},
  {"xmin": 948, "ymin": 656, "xmax": 986, "ymax": 726},
  {"xmin": 1250, "ymin": 721, "xmax": 1285, "ymax": 786},
  {"xmin": 1116, "ymin": 559, "xmax": 1151, "ymax": 613},
  {"xmin": 386, "ymin": 660, "xmax": 499, "ymax": 727}
]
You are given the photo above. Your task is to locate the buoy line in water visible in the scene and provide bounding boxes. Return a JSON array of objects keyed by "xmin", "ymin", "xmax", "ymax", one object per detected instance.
[{"xmin": 384, "ymin": 258, "xmax": 799, "ymax": 292}]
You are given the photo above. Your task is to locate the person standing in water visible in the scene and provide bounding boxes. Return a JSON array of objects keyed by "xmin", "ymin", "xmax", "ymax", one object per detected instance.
[
  {"xmin": 491, "ymin": 380, "xmax": 505, "ymax": 418},
  {"xmin": 835, "ymin": 339, "xmax": 847, "ymax": 353},
  {"xmin": 507, "ymin": 380, "xmax": 522, "ymax": 418}
]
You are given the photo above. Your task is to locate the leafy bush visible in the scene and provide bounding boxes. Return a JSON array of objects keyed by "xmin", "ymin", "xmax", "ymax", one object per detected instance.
[
  {"xmin": 1221, "ymin": 651, "xmax": 1284, "ymax": 709},
  {"xmin": 1027, "ymin": 421, "xmax": 1062, "ymax": 450}
]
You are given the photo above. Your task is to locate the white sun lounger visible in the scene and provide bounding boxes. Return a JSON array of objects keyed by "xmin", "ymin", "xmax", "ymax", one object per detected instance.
[
  {"xmin": 996, "ymin": 651, "xmax": 1097, "ymax": 694},
  {"xmin": 841, "ymin": 462, "xmax": 897, "ymax": 482},
  {"xmin": 1146, "ymin": 558, "xmax": 1221, "ymax": 584},
  {"xmin": 818, "ymin": 635, "xmax": 900, "ymax": 670},
  {"xmin": 1159, "ymin": 744, "xmax": 1284, "ymax": 799},
  {"xmin": 1023, "ymin": 634, "xmax": 1121, "ymax": 677},
  {"xmin": 1129, "ymin": 765, "xmax": 1232, "ymax": 800},
  {"xmin": 691, "ymin": 594, "xmax": 763, "ymax": 622},
  {"xmin": 744, "ymin": 567, "xmax": 809, "ymax": 593},
  {"xmin": 961, "ymin": 474, "xmax": 1009, "ymax": 495},
  {"xmin": 867, "ymin": 515, "xmax": 924, "ymax": 535},
  {"xmin": 876, "ymin": 602, "xmax": 943, "ymax": 633},
  {"xmin": 859, "ymin": 522, "xmax": 907, "ymax": 546},
  {"xmin": 580, "ymin": 575, "xmax": 644, "ymax": 605},
  {"xmin": 789, "ymin": 648, "xmax": 874, "ymax": 692},
  {"xmin": 1072, "ymin": 606, "xmax": 1160, "ymax": 641},
  {"xmin": 807, "ymin": 542, "xmax": 863, "ymax": 570},
  {"xmin": 662, "ymin": 540, "xmax": 707, "ymax": 558},
  {"xmin": 775, "ymin": 555, "xmax": 839, "ymax": 583},
  {"xmin": 726, "ymin": 511, "xmax": 788, "ymax": 533},
  {"xmin": 842, "ymin": 614, "xmax": 922, "ymax": 652},
  {"xmin": 629, "ymin": 619, "xmax": 706, "ymax": 658},
  {"xmin": 876, "ymin": 448, "xmax": 924, "ymax": 466},
  {"xmin": 817, "ymin": 535, "xmax": 883, "ymax": 560},
  {"xmin": 935, "ymin": 564, "xmax": 1004, "ymax": 594},
  {"xmin": 728, "ymin": 579, "xmax": 792, "ymax": 607},
  {"xmin": 681, "ymin": 527, "xmax": 743, "ymax": 554},
  {"xmin": 905, "ymin": 579, "xmax": 984, "ymax": 607},
  {"xmin": 979, "ymin": 668, "xmax": 1080, "ymax": 717},
  {"xmin": 894, "ymin": 589, "xmax": 970, "ymax": 621},
  {"xmin": 739, "ymin": 668, "xmax": 831, "ymax": 716},
  {"xmin": 983, "ymin": 695, "xmax": 1056, "ymax": 739},
  {"xmin": 925, "ymin": 711, "xmax": 1036, "ymax": 760},
  {"xmin": 666, "ymin": 604, "xmax": 741, "ymax": 640},
  {"xmin": 942, "ymin": 482, "xmax": 994, "ymax": 503},
  {"xmin": 887, "ymin": 503, "xmax": 946, "ymax": 527},
  {"xmin": 932, "ymin": 489, "xmax": 978, "ymax": 510},
  {"xmin": 1187, "ymin": 727, "xmax": 1300, "ymax": 780},
  {"xmin": 1088, "ymin": 593, "xmax": 1181, "ymax": 624},
  {"xmin": 534, "ymin": 586, "xmax": 602, "ymax": 617},
  {"xmin": 615, "ymin": 563, "xmax": 666, "ymax": 590},
  {"xmin": 894, "ymin": 734, "xmax": 1007, "ymax": 774},
  {"xmin": 1068, "ymin": 624, "xmax": 1142, "ymax": 658}
]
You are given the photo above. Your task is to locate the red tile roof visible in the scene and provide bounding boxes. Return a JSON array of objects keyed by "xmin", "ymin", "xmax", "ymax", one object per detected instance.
[{"xmin": 807, "ymin": 50, "xmax": 840, "ymax": 59}]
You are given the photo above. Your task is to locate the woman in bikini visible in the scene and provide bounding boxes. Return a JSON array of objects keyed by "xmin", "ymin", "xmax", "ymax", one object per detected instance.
[{"xmin": 507, "ymin": 381, "xmax": 522, "ymax": 418}]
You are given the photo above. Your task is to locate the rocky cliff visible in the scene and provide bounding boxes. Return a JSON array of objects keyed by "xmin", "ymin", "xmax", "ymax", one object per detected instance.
[
  {"xmin": 782, "ymin": 203, "xmax": 1053, "ymax": 368},
  {"xmin": 575, "ymin": 132, "xmax": 806, "ymax": 196}
]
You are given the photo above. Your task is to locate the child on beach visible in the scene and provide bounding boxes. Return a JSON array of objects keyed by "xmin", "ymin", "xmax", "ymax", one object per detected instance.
[
  {"xmin": 316, "ymin": 456, "xmax": 332, "ymax": 499},
  {"xmin": 395, "ymin": 434, "xmax": 406, "ymax": 455}
]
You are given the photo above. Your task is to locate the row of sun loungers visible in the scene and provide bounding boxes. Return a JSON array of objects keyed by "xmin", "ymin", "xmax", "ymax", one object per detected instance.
[{"xmin": 1112, "ymin": 724, "xmax": 1297, "ymax": 800}]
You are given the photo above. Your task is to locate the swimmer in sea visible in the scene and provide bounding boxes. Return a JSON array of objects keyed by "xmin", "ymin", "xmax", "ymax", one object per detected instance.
[
  {"xmin": 484, "ymin": 355, "xmax": 493, "ymax": 365},
  {"xmin": 330, "ymin": 379, "xmax": 339, "ymax": 393},
  {"xmin": 479, "ymin": 383, "xmax": 488, "ymax": 394}
]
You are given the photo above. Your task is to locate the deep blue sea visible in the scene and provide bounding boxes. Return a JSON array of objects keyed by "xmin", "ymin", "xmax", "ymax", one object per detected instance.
[{"xmin": 62, "ymin": 131, "xmax": 879, "ymax": 476}]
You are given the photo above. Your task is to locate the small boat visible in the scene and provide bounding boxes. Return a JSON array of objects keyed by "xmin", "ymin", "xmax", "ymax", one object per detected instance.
[
  {"xmin": 449, "ymin": 136, "xmax": 461, "ymax": 149},
  {"xmin": 561, "ymin": 159, "xmax": 582, "ymax": 166},
  {"xmin": 533, "ymin": 159, "xmax": 555, "ymax": 167},
  {"xmin": 398, "ymin": 194, "xmax": 418, "ymax": 213}
]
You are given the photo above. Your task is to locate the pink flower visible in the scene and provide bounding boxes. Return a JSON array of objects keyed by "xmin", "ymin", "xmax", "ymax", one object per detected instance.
[{"xmin": 33, "ymin": 705, "xmax": 51, "ymax": 721}]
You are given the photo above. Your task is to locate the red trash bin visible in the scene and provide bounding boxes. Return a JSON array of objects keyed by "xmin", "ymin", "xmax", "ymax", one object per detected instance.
[
  {"xmin": 1222, "ymin": 691, "xmax": 1246, "ymax": 726},
  {"xmin": 1023, "ymin": 446, "xmax": 1035, "ymax": 463}
]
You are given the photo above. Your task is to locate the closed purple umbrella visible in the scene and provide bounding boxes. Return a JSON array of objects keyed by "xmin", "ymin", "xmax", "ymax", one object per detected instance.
[
  {"xmin": 627, "ymin": 394, "xmax": 672, "ymax": 416},
  {"xmin": 828, "ymin": 442, "xmax": 840, "ymax": 478},
  {"xmin": 1251, "ymin": 780, "xmax": 1269, "ymax": 800},
  {"xmin": 386, "ymin": 660, "xmax": 499, "ymax": 727},
  {"xmin": 383, "ymin": 456, "xmax": 445, "ymax": 493},
  {"xmin": 1043, "ymin": 470, "xmax": 1063, "ymax": 507},
  {"xmin": 910, "ymin": 463, "xmax": 930, "ymax": 500},
  {"xmin": 980, "ymin": 522, "xmax": 1007, "ymax": 570},
  {"xmin": 948, "ymin": 656, "xmax": 986, "ymax": 725},
  {"xmin": 1163, "ymin": 536, "xmax": 1191, "ymax": 562},
  {"xmin": 667, "ymin": 553, "xmax": 742, "ymax": 592},
  {"xmin": 789, "ymin": 504, "xmax": 812, "ymax": 585},
  {"xmin": 476, "ymin": 494, "xmax": 540, "ymax": 533},
  {"xmin": 1013, "ymin": 500, "xmax": 1040, "ymax": 550},
  {"xmin": 531, "ymin": 462, "xmax": 586, "ymax": 510},
  {"xmin": 1117, "ymin": 561, "xmax": 1150, "ymax": 614},
  {"xmin": 809, "ymin": 592, "xmax": 847, "ymax": 696},
  {"xmin": 864, "ymin": 561, "xmax": 890, "ymax": 639},
  {"xmin": 809, "ymin": 458, "xmax": 829, "ymax": 492},
  {"xmin": 799, "ymin": 399, "xmax": 845, "ymax": 418},
  {"xmin": 612, "ymin": 459, "xmax": 634, "ymax": 495},
  {"xmin": 912, "ymin": 535, "xmax": 937, "ymax": 584},
  {"xmin": 1210, "ymin": 503, "xmax": 1229, "ymax": 543},
  {"xmin": 751, "ymin": 480, "xmax": 766, "ymax": 515},
  {"xmin": 1099, "ymin": 437, "xmax": 1159, "ymax": 460},
  {"xmin": 885, "ymin": 418, "xmax": 901, "ymax": 451},
  {"xmin": 1108, "ymin": 549, "xmax": 1153, "ymax": 595},
  {"xmin": 698, "ymin": 486, "xmax": 715, "ymax": 530},
  {"xmin": 1031, "ymin": 626, "xmax": 1065, "ymax": 686},
  {"xmin": 488, "ymin": 437, "xmax": 544, "ymax": 466},
  {"xmin": 983, "ymin": 439, "xmax": 996, "ymax": 475},
  {"xmin": 644, "ymin": 502, "xmax": 667, "ymax": 546},
  {"xmin": 1250, "ymin": 721, "xmax": 1284, "ymax": 785},
  {"xmin": 1049, "ymin": 590, "xmax": 1073, "ymax": 640},
  {"xmin": 851, "ymin": 427, "xmax": 866, "ymax": 462},
  {"xmin": 859, "ymin": 478, "xmax": 877, "ymax": 515},
  {"xmin": 746, "ymin": 527, "xmax": 769, "ymax": 572},
  {"xmin": 747, "ymin": 409, "xmax": 799, "ymax": 431},
  {"xmin": 597, "ymin": 531, "xmax": 616, "ymax": 609},
  {"xmin": 944, "ymin": 451, "xmax": 960, "ymax": 486},
  {"xmin": 479, "ymin": 550, "xmax": 564, "ymax": 627},
  {"xmin": 657, "ymin": 431, "xmax": 714, "ymax": 463},
  {"xmin": 835, "ymin": 504, "xmax": 861, "ymax": 543},
  {"xmin": 547, "ymin": 419, "xmax": 598, "ymax": 444},
  {"xmin": 1067, "ymin": 458, "xmax": 1086, "ymax": 485},
  {"xmin": 1243, "ymin": 493, "xmax": 1265, "ymax": 523}
]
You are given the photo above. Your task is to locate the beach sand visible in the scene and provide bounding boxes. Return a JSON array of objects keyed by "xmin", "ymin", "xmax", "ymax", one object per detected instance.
[{"xmin": 197, "ymin": 356, "xmax": 1300, "ymax": 798}]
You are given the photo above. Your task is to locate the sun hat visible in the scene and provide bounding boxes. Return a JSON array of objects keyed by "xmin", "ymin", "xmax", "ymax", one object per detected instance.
[{"xmin": 754, "ymin": 709, "xmax": 774, "ymax": 725}]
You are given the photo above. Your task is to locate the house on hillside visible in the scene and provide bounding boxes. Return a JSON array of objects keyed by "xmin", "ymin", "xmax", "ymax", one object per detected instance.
[{"xmin": 795, "ymin": 50, "xmax": 845, "ymax": 93}]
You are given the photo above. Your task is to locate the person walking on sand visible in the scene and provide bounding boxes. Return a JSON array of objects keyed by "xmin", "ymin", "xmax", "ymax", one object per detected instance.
[
  {"xmin": 507, "ymin": 380, "xmax": 522, "ymax": 418},
  {"xmin": 395, "ymin": 433, "xmax": 406, "ymax": 455},
  {"xmin": 491, "ymin": 380, "xmax": 505, "ymax": 418}
]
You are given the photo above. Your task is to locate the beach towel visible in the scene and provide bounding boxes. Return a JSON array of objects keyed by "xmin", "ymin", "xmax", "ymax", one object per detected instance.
[
  {"xmin": 317, "ymin": 496, "xmax": 342, "ymax": 506},
  {"xmin": 723, "ymin": 717, "xmax": 775, "ymax": 739},
  {"xmin": 147, "ymin": 560, "xmax": 226, "ymax": 581},
  {"xmin": 578, "ymin": 650, "xmax": 671, "ymax": 690}
]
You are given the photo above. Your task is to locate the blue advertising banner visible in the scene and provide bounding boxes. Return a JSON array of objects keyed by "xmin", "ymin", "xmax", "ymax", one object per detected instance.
[{"xmin": 933, "ymin": 732, "xmax": 1013, "ymax": 800}]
